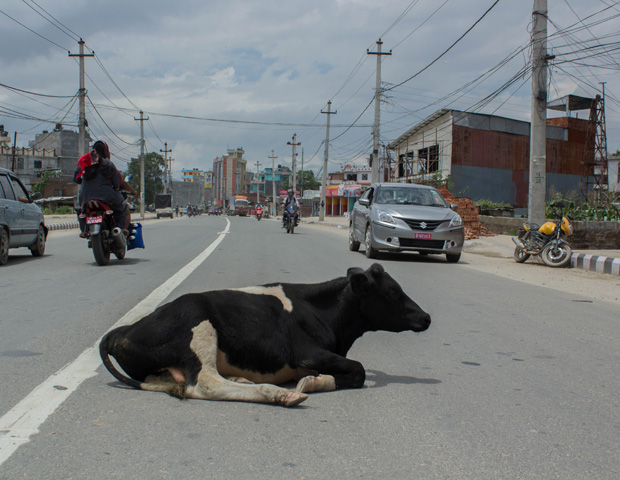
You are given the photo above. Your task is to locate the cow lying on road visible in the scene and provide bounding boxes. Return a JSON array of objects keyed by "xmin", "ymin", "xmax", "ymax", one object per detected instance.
[{"xmin": 99, "ymin": 263, "xmax": 431, "ymax": 407}]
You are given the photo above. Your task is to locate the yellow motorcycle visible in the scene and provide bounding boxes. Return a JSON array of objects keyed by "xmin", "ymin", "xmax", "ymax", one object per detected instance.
[{"xmin": 512, "ymin": 205, "xmax": 574, "ymax": 268}]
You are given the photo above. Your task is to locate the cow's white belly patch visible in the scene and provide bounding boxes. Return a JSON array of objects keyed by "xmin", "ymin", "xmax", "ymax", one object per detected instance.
[{"xmin": 229, "ymin": 285, "xmax": 293, "ymax": 312}]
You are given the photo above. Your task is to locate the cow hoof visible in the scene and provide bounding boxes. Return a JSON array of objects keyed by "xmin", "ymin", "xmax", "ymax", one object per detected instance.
[
  {"xmin": 284, "ymin": 391, "xmax": 308, "ymax": 407},
  {"xmin": 295, "ymin": 375, "xmax": 315, "ymax": 393}
]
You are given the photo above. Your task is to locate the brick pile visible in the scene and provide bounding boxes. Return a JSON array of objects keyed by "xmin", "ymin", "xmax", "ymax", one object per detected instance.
[{"xmin": 437, "ymin": 188, "xmax": 494, "ymax": 240}]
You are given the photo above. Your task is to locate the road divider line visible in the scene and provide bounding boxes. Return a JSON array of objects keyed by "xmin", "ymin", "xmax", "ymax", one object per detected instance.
[{"xmin": 0, "ymin": 219, "xmax": 230, "ymax": 466}]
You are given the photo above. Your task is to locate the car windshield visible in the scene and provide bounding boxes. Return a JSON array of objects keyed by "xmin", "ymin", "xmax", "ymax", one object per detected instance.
[{"xmin": 375, "ymin": 187, "xmax": 447, "ymax": 208}]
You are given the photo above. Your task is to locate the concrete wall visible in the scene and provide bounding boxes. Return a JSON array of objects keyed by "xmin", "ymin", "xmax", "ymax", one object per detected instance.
[{"xmin": 479, "ymin": 215, "xmax": 620, "ymax": 249}]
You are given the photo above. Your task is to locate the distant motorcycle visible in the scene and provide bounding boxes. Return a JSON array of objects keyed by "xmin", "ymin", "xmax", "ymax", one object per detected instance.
[
  {"xmin": 80, "ymin": 199, "xmax": 127, "ymax": 266},
  {"xmin": 256, "ymin": 207, "xmax": 263, "ymax": 221},
  {"xmin": 512, "ymin": 204, "xmax": 574, "ymax": 268},
  {"xmin": 283, "ymin": 204, "xmax": 298, "ymax": 234}
]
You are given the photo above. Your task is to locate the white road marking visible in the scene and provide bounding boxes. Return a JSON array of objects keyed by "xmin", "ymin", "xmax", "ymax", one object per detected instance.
[{"xmin": 0, "ymin": 219, "xmax": 230, "ymax": 466}]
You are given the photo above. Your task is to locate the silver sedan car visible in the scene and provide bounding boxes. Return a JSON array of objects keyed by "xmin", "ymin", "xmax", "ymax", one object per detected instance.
[{"xmin": 349, "ymin": 183, "xmax": 464, "ymax": 263}]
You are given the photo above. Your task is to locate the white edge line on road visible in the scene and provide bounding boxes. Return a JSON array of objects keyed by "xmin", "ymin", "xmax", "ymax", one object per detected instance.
[{"xmin": 0, "ymin": 219, "xmax": 231, "ymax": 466}]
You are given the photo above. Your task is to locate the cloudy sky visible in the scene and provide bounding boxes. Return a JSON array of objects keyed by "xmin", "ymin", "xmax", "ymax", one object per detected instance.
[{"xmin": 1, "ymin": 0, "xmax": 619, "ymax": 179}]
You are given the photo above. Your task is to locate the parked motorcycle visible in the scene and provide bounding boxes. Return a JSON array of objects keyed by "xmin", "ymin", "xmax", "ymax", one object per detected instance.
[
  {"xmin": 512, "ymin": 204, "xmax": 574, "ymax": 268},
  {"xmin": 283, "ymin": 204, "xmax": 298, "ymax": 234},
  {"xmin": 80, "ymin": 199, "xmax": 128, "ymax": 266}
]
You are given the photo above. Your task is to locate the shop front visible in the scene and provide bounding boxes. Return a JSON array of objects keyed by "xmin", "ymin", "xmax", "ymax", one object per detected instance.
[{"xmin": 325, "ymin": 184, "xmax": 362, "ymax": 216}]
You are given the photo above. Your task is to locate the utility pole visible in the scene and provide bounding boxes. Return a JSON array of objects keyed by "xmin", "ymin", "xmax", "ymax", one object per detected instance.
[
  {"xmin": 320, "ymin": 101, "xmax": 336, "ymax": 221},
  {"xmin": 160, "ymin": 142, "xmax": 172, "ymax": 194},
  {"xmin": 528, "ymin": 0, "xmax": 549, "ymax": 225},
  {"xmin": 300, "ymin": 148, "xmax": 304, "ymax": 197},
  {"xmin": 254, "ymin": 161, "xmax": 262, "ymax": 203},
  {"xmin": 68, "ymin": 39, "xmax": 94, "ymax": 157},
  {"xmin": 134, "ymin": 111, "xmax": 148, "ymax": 218},
  {"xmin": 367, "ymin": 39, "xmax": 391, "ymax": 184},
  {"xmin": 287, "ymin": 134, "xmax": 301, "ymax": 193},
  {"xmin": 269, "ymin": 151, "xmax": 278, "ymax": 217}
]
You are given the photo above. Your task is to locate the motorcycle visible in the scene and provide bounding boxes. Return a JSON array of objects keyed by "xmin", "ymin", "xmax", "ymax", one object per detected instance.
[
  {"xmin": 256, "ymin": 208, "xmax": 263, "ymax": 221},
  {"xmin": 283, "ymin": 204, "xmax": 299, "ymax": 234},
  {"xmin": 512, "ymin": 204, "xmax": 574, "ymax": 268},
  {"xmin": 80, "ymin": 199, "xmax": 128, "ymax": 266}
]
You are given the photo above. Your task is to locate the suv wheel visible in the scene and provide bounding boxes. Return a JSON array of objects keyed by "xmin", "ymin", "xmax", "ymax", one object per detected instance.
[
  {"xmin": 0, "ymin": 229, "xmax": 8, "ymax": 265},
  {"xmin": 29, "ymin": 225, "xmax": 46, "ymax": 257}
]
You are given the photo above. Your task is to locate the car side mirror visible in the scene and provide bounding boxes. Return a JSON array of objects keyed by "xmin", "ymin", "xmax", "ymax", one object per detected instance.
[
  {"xmin": 359, "ymin": 198, "xmax": 370, "ymax": 206},
  {"xmin": 450, "ymin": 203, "xmax": 458, "ymax": 211}
]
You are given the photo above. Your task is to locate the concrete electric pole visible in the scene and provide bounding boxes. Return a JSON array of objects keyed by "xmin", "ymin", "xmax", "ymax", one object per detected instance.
[
  {"xmin": 528, "ymin": 0, "xmax": 549, "ymax": 225},
  {"xmin": 320, "ymin": 101, "xmax": 336, "ymax": 221},
  {"xmin": 367, "ymin": 39, "xmax": 391, "ymax": 184},
  {"xmin": 135, "ymin": 110, "xmax": 148, "ymax": 218},
  {"xmin": 160, "ymin": 142, "xmax": 172, "ymax": 194},
  {"xmin": 287, "ymin": 134, "xmax": 301, "ymax": 193},
  {"xmin": 268, "ymin": 150, "xmax": 278, "ymax": 216},
  {"xmin": 68, "ymin": 39, "xmax": 94, "ymax": 157}
]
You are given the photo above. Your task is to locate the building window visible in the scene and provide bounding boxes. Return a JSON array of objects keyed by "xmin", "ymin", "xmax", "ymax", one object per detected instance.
[
  {"xmin": 418, "ymin": 145, "xmax": 439, "ymax": 174},
  {"xmin": 54, "ymin": 189, "xmax": 63, "ymax": 196},
  {"xmin": 345, "ymin": 173, "xmax": 356, "ymax": 181},
  {"xmin": 34, "ymin": 160, "xmax": 42, "ymax": 169},
  {"xmin": 17, "ymin": 158, "xmax": 24, "ymax": 169},
  {"xmin": 361, "ymin": 173, "xmax": 368, "ymax": 181}
]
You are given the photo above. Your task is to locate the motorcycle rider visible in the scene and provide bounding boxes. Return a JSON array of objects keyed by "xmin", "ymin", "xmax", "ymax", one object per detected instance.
[
  {"xmin": 282, "ymin": 190, "xmax": 300, "ymax": 227},
  {"xmin": 74, "ymin": 140, "xmax": 135, "ymax": 236},
  {"xmin": 256, "ymin": 203, "xmax": 263, "ymax": 218}
]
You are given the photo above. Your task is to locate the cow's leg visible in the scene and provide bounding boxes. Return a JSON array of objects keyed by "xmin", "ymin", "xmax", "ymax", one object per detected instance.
[
  {"xmin": 296, "ymin": 351, "xmax": 365, "ymax": 393},
  {"xmin": 185, "ymin": 321, "xmax": 307, "ymax": 407},
  {"xmin": 225, "ymin": 376, "xmax": 255, "ymax": 384}
]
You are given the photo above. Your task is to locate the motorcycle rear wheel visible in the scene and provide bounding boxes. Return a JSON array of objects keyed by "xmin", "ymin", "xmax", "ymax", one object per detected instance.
[
  {"xmin": 541, "ymin": 242, "xmax": 572, "ymax": 268},
  {"xmin": 513, "ymin": 247, "xmax": 530, "ymax": 263},
  {"xmin": 92, "ymin": 233, "xmax": 111, "ymax": 266}
]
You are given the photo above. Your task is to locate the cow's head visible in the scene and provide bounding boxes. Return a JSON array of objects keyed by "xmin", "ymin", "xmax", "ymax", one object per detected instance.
[{"xmin": 347, "ymin": 264, "xmax": 431, "ymax": 333}]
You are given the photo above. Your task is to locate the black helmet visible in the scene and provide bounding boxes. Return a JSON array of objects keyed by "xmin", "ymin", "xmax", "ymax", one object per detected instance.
[{"xmin": 287, "ymin": 190, "xmax": 294, "ymax": 197}]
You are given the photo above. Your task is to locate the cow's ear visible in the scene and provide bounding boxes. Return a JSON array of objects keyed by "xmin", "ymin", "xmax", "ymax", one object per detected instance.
[
  {"xmin": 350, "ymin": 272, "xmax": 371, "ymax": 295},
  {"xmin": 369, "ymin": 263, "xmax": 384, "ymax": 277},
  {"xmin": 347, "ymin": 267, "xmax": 365, "ymax": 277}
]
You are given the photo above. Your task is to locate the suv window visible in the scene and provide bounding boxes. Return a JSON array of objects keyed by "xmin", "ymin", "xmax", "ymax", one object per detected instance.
[
  {"xmin": 0, "ymin": 174, "xmax": 16, "ymax": 200},
  {"xmin": 9, "ymin": 175, "xmax": 29, "ymax": 201}
]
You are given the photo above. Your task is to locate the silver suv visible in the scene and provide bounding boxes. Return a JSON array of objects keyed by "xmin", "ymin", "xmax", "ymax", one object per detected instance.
[
  {"xmin": 0, "ymin": 167, "xmax": 48, "ymax": 265},
  {"xmin": 349, "ymin": 183, "xmax": 464, "ymax": 263}
]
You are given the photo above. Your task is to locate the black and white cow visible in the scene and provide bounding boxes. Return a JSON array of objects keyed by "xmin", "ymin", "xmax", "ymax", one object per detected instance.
[{"xmin": 99, "ymin": 263, "xmax": 431, "ymax": 407}]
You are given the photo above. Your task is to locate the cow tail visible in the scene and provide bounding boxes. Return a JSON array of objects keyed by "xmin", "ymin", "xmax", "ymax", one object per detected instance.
[{"xmin": 99, "ymin": 331, "xmax": 144, "ymax": 391}]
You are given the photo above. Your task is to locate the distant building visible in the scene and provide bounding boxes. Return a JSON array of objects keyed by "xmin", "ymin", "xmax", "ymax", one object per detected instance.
[{"xmin": 212, "ymin": 148, "xmax": 246, "ymax": 208}]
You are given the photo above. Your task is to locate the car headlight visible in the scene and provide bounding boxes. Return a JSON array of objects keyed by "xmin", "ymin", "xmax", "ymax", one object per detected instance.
[
  {"xmin": 449, "ymin": 214, "xmax": 462, "ymax": 227},
  {"xmin": 376, "ymin": 209, "xmax": 395, "ymax": 225}
]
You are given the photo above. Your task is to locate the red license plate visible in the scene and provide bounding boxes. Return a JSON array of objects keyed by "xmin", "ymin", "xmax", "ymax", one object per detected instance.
[
  {"xmin": 86, "ymin": 215, "xmax": 103, "ymax": 225},
  {"xmin": 414, "ymin": 232, "xmax": 432, "ymax": 240}
]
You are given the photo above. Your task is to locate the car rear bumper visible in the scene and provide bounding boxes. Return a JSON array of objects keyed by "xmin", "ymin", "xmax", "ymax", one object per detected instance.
[{"xmin": 371, "ymin": 220, "xmax": 464, "ymax": 254}]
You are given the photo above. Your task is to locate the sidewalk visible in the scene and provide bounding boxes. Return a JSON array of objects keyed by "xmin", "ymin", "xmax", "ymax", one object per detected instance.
[{"xmin": 302, "ymin": 215, "xmax": 620, "ymax": 276}]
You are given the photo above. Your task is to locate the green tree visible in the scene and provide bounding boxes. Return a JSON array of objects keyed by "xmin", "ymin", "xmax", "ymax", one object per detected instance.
[
  {"xmin": 297, "ymin": 170, "xmax": 321, "ymax": 191},
  {"xmin": 123, "ymin": 152, "xmax": 166, "ymax": 204}
]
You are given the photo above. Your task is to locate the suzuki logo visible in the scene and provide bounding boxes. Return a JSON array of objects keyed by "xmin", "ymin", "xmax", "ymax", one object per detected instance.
[{"xmin": 420, "ymin": 222, "xmax": 427, "ymax": 229}]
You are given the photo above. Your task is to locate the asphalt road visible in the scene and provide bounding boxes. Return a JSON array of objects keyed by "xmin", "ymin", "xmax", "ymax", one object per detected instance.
[{"xmin": 1, "ymin": 215, "xmax": 618, "ymax": 479}]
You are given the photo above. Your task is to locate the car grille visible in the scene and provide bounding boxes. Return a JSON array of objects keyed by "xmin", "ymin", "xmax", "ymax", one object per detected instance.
[
  {"xmin": 399, "ymin": 238, "xmax": 446, "ymax": 249},
  {"xmin": 401, "ymin": 218, "xmax": 444, "ymax": 231}
]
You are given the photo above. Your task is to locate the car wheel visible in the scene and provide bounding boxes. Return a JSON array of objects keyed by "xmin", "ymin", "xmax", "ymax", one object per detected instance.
[
  {"xmin": 446, "ymin": 252, "xmax": 461, "ymax": 263},
  {"xmin": 349, "ymin": 223, "xmax": 360, "ymax": 251},
  {"xmin": 29, "ymin": 225, "xmax": 46, "ymax": 257},
  {"xmin": 365, "ymin": 225, "xmax": 378, "ymax": 259},
  {"xmin": 0, "ymin": 228, "xmax": 9, "ymax": 265}
]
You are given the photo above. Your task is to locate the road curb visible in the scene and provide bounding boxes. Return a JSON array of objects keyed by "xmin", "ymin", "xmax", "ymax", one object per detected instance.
[
  {"xmin": 47, "ymin": 222, "xmax": 79, "ymax": 231},
  {"xmin": 571, "ymin": 253, "xmax": 620, "ymax": 276}
]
